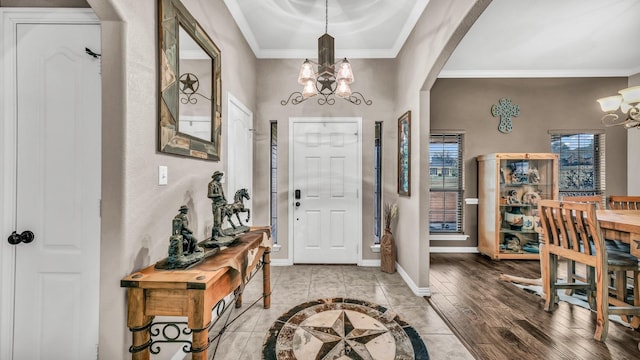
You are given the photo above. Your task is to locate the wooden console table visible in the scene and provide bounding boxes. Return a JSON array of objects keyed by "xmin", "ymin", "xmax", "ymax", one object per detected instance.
[{"xmin": 121, "ymin": 228, "xmax": 272, "ymax": 360}]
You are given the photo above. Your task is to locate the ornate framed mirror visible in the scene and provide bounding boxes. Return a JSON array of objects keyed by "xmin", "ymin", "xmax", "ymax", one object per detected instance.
[{"xmin": 158, "ymin": 0, "xmax": 222, "ymax": 160}]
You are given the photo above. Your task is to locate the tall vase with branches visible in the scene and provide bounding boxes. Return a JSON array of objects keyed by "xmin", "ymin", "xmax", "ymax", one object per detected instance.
[{"xmin": 381, "ymin": 202, "xmax": 398, "ymax": 273}]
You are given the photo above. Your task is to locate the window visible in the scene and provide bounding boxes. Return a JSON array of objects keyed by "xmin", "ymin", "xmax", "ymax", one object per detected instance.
[
  {"xmin": 429, "ymin": 133, "xmax": 464, "ymax": 233},
  {"xmin": 270, "ymin": 121, "xmax": 278, "ymax": 243},
  {"xmin": 373, "ymin": 122, "xmax": 382, "ymax": 244},
  {"xmin": 550, "ymin": 132, "xmax": 605, "ymax": 198}
]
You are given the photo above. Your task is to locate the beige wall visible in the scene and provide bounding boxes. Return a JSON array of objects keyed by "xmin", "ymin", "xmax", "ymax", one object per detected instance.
[
  {"xmin": 80, "ymin": 0, "xmax": 257, "ymax": 358},
  {"xmin": 2, "ymin": 0, "xmax": 482, "ymax": 357},
  {"xmin": 14, "ymin": 0, "xmax": 633, "ymax": 357},
  {"xmin": 0, "ymin": 0, "xmax": 88, "ymax": 6},
  {"xmin": 392, "ymin": 0, "xmax": 489, "ymax": 288},
  {"xmin": 628, "ymin": 73, "xmax": 640, "ymax": 194},
  {"xmin": 253, "ymin": 58, "xmax": 396, "ymax": 262},
  {"xmin": 431, "ymin": 77, "xmax": 630, "ymax": 248}
]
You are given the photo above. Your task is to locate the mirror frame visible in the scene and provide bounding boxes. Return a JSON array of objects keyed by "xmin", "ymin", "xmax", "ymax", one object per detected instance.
[{"xmin": 158, "ymin": 0, "xmax": 222, "ymax": 160}]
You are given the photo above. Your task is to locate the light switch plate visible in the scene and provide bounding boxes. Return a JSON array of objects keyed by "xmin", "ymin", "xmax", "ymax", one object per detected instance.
[{"xmin": 159, "ymin": 165, "xmax": 168, "ymax": 185}]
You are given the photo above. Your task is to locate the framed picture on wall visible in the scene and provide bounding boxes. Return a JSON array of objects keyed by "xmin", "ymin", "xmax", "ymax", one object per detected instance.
[{"xmin": 397, "ymin": 111, "xmax": 411, "ymax": 196}]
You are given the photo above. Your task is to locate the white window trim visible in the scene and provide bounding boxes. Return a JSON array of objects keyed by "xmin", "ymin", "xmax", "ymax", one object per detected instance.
[
  {"xmin": 429, "ymin": 234, "xmax": 470, "ymax": 241},
  {"xmin": 430, "ymin": 246, "xmax": 478, "ymax": 253}
]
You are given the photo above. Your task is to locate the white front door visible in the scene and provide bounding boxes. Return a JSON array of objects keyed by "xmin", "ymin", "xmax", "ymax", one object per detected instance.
[
  {"xmin": 226, "ymin": 93, "xmax": 253, "ymax": 225},
  {"xmin": 0, "ymin": 10, "xmax": 101, "ymax": 360},
  {"xmin": 290, "ymin": 118, "xmax": 362, "ymax": 264}
]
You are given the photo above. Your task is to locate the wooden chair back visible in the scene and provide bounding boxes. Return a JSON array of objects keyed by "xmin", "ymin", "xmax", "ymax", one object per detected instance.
[
  {"xmin": 539, "ymin": 199, "xmax": 603, "ymax": 268},
  {"xmin": 539, "ymin": 199, "xmax": 640, "ymax": 341},
  {"xmin": 538, "ymin": 199, "xmax": 607, "ymax": 339},
  {"xmin": 558, "ymin": 195, "xmax": 603, "ymax": 289},
  {"xmin": 608, "ymin": 196, "xmax": 640, "ymax": 210},
  {"xmin": 562, "ymin": 195, "xmax": 603, "ymax": 209}
]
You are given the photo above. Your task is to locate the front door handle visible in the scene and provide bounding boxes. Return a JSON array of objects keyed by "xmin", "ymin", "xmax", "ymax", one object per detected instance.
[{"xmin": 7, "ymin": 230, "xmax": 35, "ymax": 245}]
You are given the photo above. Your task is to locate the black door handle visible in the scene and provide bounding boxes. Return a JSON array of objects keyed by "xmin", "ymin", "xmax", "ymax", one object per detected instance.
[{"xmin": 7, "ymin": 230, "xmax": 35, "ymax": 245}]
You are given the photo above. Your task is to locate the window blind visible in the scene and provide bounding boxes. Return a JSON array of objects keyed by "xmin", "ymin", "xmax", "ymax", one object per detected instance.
[
  {"xmin": 270, "ymin": 121, "xmax": 278, "ymax": 243},
  {"xmin": 374, "ymin": 122, "xmax": 382, "ymax": 244},
  {"xmin": 550, "ymin": 132, "xmax": 605, "ymax": 200},
  {"xmin": 429, "ymin": 133, "xmax": 464, "ymax": 233}
]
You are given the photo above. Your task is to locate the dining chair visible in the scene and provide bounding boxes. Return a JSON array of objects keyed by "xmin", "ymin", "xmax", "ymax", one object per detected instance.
[
  {"xmin": 562, "ymin": 195, "xmax": 604, "ymax": 209},
  {"xmin": 606, "ymin": 196, "xmax": 640, "ymax": 304},
  {"xmin": 539, "ymin": 199, "xmax": 640, "ymax": 341},
  {"xmin": 561, "ymin": 196, "xmax": 603, "ymax": 294},
  {"xmin": 609, "ymin": 196, "xmax": 640, "ymax": 210},
  {"xmin": 562, "ymin": 195, "xmax": 638, "ymax": 305}
]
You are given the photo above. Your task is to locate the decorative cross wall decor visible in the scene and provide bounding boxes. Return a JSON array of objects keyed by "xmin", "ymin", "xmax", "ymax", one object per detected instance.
[{"xmin": 491, "ymin": 97, "xmax": 520, "ymax": 133}]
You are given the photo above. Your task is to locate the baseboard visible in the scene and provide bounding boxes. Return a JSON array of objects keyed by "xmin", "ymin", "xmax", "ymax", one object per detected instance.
[
  {"xmin": 271, "ymin": 258, "xmax": 381, "ymax": 267},
  {"xmin": 359, "ymin": 259, "xmax": 381, "ymax": 267},
  {"xmin": 430, "ymin": 247, "xmax": 479, "ymax": 253},
  {"xmin": 396, "ymin": 263, "xmax": 431, "ymax": 297},
  {"xmin": 271, "ymin": 258, "xmax": 293, "ymax": 266}
]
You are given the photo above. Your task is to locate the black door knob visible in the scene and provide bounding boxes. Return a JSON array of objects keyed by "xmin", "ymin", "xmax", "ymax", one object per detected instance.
[
  {"xmin": 7, "ymin": 230, "xmax": 34, "ymax": 245},
  {"xmin": 295, "ymin": 201, "xmax": 301, "ymax": 207}
]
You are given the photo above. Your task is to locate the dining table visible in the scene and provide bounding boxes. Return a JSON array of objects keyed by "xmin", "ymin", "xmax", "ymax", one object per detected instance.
[
  {"xmin": 597, "ymin": 209, "xmax": 640, "ymax": 258},
  {"xmin": 597, "ymin": 209, "xmax": 640, "ymax": 334}
]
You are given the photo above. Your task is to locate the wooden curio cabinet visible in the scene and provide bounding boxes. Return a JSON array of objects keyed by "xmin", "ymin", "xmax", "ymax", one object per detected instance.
[{"xmin": 477, "ymin": 153, "xmax": 558, "ymax": 260}]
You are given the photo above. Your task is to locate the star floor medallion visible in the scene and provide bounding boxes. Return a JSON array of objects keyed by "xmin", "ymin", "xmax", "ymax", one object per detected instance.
[{"xmin": 263, "ymin": 298, "xmax": 429, "ymax": 360}]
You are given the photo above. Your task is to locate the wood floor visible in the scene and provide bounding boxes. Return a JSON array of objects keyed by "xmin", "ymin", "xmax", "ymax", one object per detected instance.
[{"xmin": 428, "ymin": 253, "xmax": 640, "ymax": 360}]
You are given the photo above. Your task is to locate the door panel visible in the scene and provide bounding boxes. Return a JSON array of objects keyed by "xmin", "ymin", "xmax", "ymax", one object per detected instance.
[
  {"xmin": 11, "ymin": 22, "xmax": 101, "ymax": 360},
  {"xmin": 292, "ymin": 120, "xmax": 361, "ymax": 264},
  {"xmin": 226, "ymin": 94, "xmax": 253, "ymax": 224}
]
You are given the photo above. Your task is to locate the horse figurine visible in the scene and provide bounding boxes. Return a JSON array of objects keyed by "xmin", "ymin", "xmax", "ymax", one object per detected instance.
[{"xmin": 223, "ymin": 188, "xmax": 250, "ymax": 229}]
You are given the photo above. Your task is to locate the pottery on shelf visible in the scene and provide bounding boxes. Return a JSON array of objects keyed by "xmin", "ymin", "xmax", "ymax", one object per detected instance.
[{"xmin": 504, "ymin": 210, "xmax": 524, "ymax": 230}]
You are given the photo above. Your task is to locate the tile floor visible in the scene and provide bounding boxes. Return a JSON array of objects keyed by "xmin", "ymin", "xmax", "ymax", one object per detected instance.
[{"xmin": 196, "ymin": 265, "xmax": 474, "ymax": 360}]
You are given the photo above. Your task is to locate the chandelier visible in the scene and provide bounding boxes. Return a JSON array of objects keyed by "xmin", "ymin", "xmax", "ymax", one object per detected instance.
[
  {"xmin": 596, "ymin": 86, "xmax": 640, "ymax": 129},
  {"xmin": 281, "ymin": 0, "xmax": 372, "ymax": 106}
]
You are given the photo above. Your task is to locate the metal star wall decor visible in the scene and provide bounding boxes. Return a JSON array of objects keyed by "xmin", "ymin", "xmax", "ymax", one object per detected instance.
[
  {"xmin": 491, "ymin": 97, "xmax": 521, "ymax": 133},
  {"xmin": 178, "ymin": 72, "xmax": 211, "ymax": 104}
]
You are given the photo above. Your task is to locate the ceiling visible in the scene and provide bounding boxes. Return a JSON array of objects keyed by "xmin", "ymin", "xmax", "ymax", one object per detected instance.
[
  {"xmin": 224, "ymin": 0, "xmax": 429, "ymax": 59},
  {"xmin": 224, "ymin": 0, "xmax": 640, "ymax": 78}
]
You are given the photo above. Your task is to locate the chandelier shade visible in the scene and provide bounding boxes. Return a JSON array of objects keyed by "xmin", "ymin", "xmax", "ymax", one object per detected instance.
[
  {"xmin": 597, "ymin": 85, "xmax": 640, "ymax": 129},
  {"xmin": 337, "ymin": 60, "xmax": 354, "ymax": 84},
  {"xmin": 619, "ymin": 86, "xmax": 640, "ymax": 104},
  {"xmin": 281, "ymin": 0, "xmax": 371, "ymax": 106},
  {"xmin": 302, "ymin": 79, "xmax": 317, "ymax": 99},
  {"xmin": 596, "ymin": 95, "xmax": 622, "ymax": 113},
  {"xmin": 297, "ymin": 60, "xmax": 316, "ymax": 85}
]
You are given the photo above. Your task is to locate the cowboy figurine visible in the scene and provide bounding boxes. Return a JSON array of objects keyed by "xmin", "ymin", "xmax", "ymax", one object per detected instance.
[
  {"xmin": 164, "ymin": 205, "xmax": 204, "ymax": 269},
  {"xmin": 208, "ymin": 171, "xmax": 227, "ymax": 238},
  {"xmin": 173, "ymin": 205, "xmax": 202, "ymax": 255}
]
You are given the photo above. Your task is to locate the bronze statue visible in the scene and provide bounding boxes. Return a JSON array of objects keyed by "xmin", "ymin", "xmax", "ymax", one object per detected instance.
[
  {"xmin": 174, "ymin": 205, "xmax": 202, "ymax": 254},
  {"xmin": 203, "ymin": 170, "xmax": 241, "ymax": 246},
  {"xmin": 166, "ymin": 205, "xmax": 203, "ymax": 269},
  {"xmin": 223, "ymin": 188, "xmax": 251, "ymax": 229},
  {"xmin": 202, "ymin": 171, "xmax": 253, "ymax": 247},
  {"xmin": 208, "ymin": 171, "xmax": 228, "ymax": 239}
]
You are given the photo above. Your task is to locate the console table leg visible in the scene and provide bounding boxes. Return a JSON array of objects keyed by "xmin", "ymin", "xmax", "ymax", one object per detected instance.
[
  {"xmin": 127, "ymin": 288, "xmax": 153, "ymax": 360},
  {"xmin": 190, "ymin": 329, "xmax": 208, "ymax": 360},
  {"xmin": 263, "ymin": 249, "xmax": 271, "ymax": 309},
  {"xmin": 188, "ymin": 290, "xmax": 212, "ymax": 360},
  {"xmin": 235, "ymin": 290, "xmax": 243, "ymax": 308}
]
